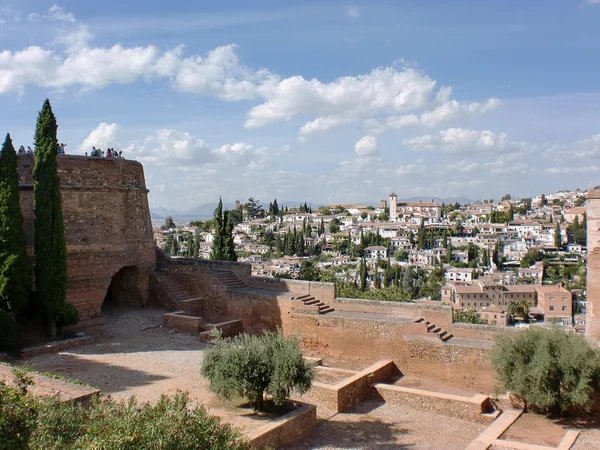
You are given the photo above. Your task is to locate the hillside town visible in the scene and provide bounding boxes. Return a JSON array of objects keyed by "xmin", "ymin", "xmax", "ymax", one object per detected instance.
[{"xmin": 155, "ymin": 189, "xmax": 590, "ymax": 332}]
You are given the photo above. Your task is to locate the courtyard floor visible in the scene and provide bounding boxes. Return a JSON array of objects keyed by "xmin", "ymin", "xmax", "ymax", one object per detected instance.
[{"xmin": 18, "ymin": 305, "xmax": 600, "ymax": 449}]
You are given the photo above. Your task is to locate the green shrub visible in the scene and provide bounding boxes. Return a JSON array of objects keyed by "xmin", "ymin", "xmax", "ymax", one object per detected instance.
[
  {"xmin": 0, "ymin": 374, "xmax": 251, "ymax": 450},
  {"xmin": 0, "ymin": 371, "xmax": 38, "ymax": 450},
  {"xmin": 201, "ymin": 329, "xmax": 314, "ymax": 411},
  {"xmin": 492, "ymin": 326, "xmax": 600, "ymax": 415},
  {"xmin": 453, "ymin": 309, "xmax": 485, "ymax": 324},
  {"xmin": 0, "ymin": 309, "xmax": 21, "ymax": 352},
  {"xmin": 56, "ymin": 302, "xmax": 79, "ymax": 334}
]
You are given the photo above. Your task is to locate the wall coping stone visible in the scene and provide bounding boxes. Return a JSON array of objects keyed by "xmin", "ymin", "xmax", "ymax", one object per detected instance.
[{"xmin": 335, "ymin": 297, "xmax": 452, "ymax": 312}]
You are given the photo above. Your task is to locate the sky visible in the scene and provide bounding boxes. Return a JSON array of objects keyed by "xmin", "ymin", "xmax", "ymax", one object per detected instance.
[{"xmin": 1, "ymin": 1, "xmax": 600, "ymax": 210}]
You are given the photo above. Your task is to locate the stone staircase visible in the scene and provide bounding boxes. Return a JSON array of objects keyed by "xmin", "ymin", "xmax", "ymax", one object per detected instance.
[
  {"xmin": 293, "ymin": 294, "xmax": 335, "ymax": 315},
  {"xmin": 213, "ymin": 271, "xmax": 247, "ymax": 290},
  {"xmin": 153, "ymin": 269, "xmax": 194, "ymax": 307},
  {"xmin": 414, "ymin": 318, "xmax": 454, "ymax": 342}
]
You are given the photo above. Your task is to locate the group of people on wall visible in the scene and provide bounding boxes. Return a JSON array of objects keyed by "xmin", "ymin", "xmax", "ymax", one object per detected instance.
[
  {"xmin": 87, "ymin": 147, "xmax": 123, "ymax": 158},
  {"xmin": 16, "ymin": 142, "xmax": 125, "ymax": 159}
]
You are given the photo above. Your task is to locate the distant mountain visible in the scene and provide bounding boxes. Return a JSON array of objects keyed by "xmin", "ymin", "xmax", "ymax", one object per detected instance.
[
  {"xmin": 151, "ymin": 200, "xmax": 322, "ymax": 225},
  {"xmin": 396, "ymin": 196, "xmax": 474, "ymax": 205}
]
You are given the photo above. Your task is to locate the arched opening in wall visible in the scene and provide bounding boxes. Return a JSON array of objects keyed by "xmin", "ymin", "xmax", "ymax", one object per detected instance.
[{"xmin": 101, "ymin": 266, "xmax": 145, "ymax": 315}]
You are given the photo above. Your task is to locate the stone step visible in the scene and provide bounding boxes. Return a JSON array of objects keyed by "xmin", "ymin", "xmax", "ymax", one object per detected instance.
[
  {"xmin": 319, "ymin": 307, "xmax": 335, "ymax": 314},
  {"xmin": 432, "ymin": 327, "xmax": 441, "ymax": 334},
  {"xmin": 441, "ymin": 333, "xmax": 454, "ymax": 342},
  {"xmin": 317, "ymin": 304, "xmax": 330, "ymax": 311},
  {"xmin": 295, "ymin": 294, "xmax": 311, "ymax": 301},
  {"xmin": 439, "ymin": 331, "xmax": 448, "ymax": 339},
  {"xmin": 414, "ymin": 318, "xmax": 424, "ymax": 323},
  {"xmin": 426, "ymin": 324, "xmax": 436, "ymax": 332}
]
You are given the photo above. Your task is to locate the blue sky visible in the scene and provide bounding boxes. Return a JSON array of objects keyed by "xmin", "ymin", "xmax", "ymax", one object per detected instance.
[{"xmin": 1, "ymin": 1, "xmax": 599, "ymax": 210}]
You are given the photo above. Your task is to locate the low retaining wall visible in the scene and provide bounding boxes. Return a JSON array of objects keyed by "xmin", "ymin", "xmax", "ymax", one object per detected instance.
[
  {"xmin": 162, "ymin": 311, "xmax": 203, "ymax": 334},
  {"xmin": 301, "ymin": 360, "xmax": 399, "ymax": 413},
  {"xmin": 199, "ymin": 319, "xmax": 243, "ymax": 341},
  {"xmin": 0, "ymin": 364, "xmax": 101, "ymax": 403},
  {"xmin": 372, "ymin": 383, "xmax": 495, "ymax": 423},
  {"xmin": 245, "ymin": 402, "xmax": 316, "ymax": 450},
  {"xmin": 333, "ymin": 298, "xmax": 452, "ymax": 327},
  {"xmin": 247, "ymin": 277, "xmax": 335, "ymax": 304},
  {"xmin": 20, "ymin": 336, "xmax": 95, "ymax": 358}
]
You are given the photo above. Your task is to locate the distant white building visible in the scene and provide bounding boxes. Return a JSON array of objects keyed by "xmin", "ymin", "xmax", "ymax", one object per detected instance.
[
  {"xmin": 364, "ymin": 246, "xmax": 388, "ymax": 259},
  {"xmin": 445, "ymin": 267, "xmax": 473, "ymax": 282}
]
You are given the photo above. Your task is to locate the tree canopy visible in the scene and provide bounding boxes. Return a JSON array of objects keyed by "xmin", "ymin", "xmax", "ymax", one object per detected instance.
[
  {"xmin": 491, "ymin": 327, "xmax": 600, "ymax": 415},
  {"xmin": 201, "ymin": 329, "xmax": 314, "ymax": 411}
]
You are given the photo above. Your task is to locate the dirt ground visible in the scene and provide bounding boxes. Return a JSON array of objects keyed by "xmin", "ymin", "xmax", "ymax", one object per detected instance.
[
  {"xmin": 282, "ymin": 399, "xmax": 486, "ymax": 450},
  {"xmin": 500, "ymin": 413, "xmax": 566, "ymax": 447},
  {"xmin": 16, "ymin": 305, "xmax": 600, "ymax": 449}
]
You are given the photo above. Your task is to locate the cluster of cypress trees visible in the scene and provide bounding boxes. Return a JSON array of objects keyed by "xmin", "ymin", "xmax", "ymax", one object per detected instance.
[
  {"xmin": 0, "ymin": 99, "xmax": 72, "ymax": 349},
  {"xmin": 210, "ymin": 198, "xmax": 237, "ymax": 261}
]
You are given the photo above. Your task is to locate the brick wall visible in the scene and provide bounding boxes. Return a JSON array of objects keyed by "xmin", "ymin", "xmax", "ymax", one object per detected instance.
[
  {"xmin": 587, "ymin": 190, "xmax": 600, "ymax": 340},
  {"xmin": 17, "ymin": 155, "xmax": 155, "ymax": 320}
]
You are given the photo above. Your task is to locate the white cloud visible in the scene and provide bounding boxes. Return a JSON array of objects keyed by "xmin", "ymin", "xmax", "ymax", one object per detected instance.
[
  {"xmin": 545, "ymin": 165, "xmax": 600, "ymax": 174},
  {"xmin": 29, "ymin": 4, "xmax": 75, "ymax": 23},
  {"xmin": 0, "ymin": 5, "xmax": 21, "ymax": 24},
  {"xmin": 79, "ymin": 123, "xmax": 120, "ymax": 152},
  {"xmin": 245, "ymin": 66, "xmax": 436, "ymax": 128},
  {"xmin": 298, "ymin": 116, "xmax": 352, "ymax": 139},
  {"xmin": 385, "ymin": 98, "xmax": 501, "ymax": 131},
  {"xmin": 403, "ymin": 128, "xmax": 527, "ymax": 154},
  {"xmin": 586, "ymin": 0, "xmax": 600, "ymax": 5},
  {"xmin": 347, "ymin": 7, "xmax": 360, "ymax": 18},
  {"xmin": 355, "ymin": 135, "xmax": 378, "ymax": 156},
  {"xmin": 396, "ymin": 162, "xmax": 425, "ymax": 175}
]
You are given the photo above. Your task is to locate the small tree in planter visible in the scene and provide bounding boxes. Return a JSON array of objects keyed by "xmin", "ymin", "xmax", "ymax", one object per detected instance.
[
  {"xmin": 492, "ymin": 326, "xmax": 600, "ymax": 416},
  {"xmin": 201, "ymin": 329, "xmax": 314, "ymax": 411}
]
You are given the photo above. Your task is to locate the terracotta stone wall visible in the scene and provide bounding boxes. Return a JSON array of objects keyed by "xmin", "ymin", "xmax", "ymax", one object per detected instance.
[
  {"xmin": 587, "ymin": 189, "xmax": 600, "ymax": 340},
  {"xmin": 17, "ymin": 155, "xmax": 155, "ymax": 320},
  {"xmin": 247, "ymin": 276, "xmax": 335, "ymax": 303},
  {"xmin": 246, "ymin": 402, "xmax": 317, "ymax": 450},
  {"xmin": 285, "ymin": 314, "xmax": 496, "ymax": 392}
]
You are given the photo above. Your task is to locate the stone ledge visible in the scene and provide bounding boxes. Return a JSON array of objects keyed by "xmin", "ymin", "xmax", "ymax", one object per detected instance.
[
  {"xmin": 199, "ymin": 319, "xmax": 243, "ymax": 341},
  {"xmin": 20, "ymin": 335, "xmax": 95, "ymax": 358},
  {"xmin": 245, "ymin": 401, "xmax": 316, "ymax": 450},
  {"xmin": 372, "ymin": 383, "xmax": 496, "ymax": 423},
  {"xmin": 0, "ymin": 364, "xmax": 101, "ymax": 403}
]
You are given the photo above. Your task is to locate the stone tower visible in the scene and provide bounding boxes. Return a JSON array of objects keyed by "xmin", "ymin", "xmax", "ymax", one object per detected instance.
[
  {"xmin": 587, "ymin": 189, "xmax": 600, "ymax": 340},
  {"xmin": 389, "ymin": 193, "xmax": 398, "ymax": 222}
]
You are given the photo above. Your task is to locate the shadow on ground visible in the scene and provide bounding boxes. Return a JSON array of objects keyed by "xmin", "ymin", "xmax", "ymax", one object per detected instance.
[
  {"xmin": 283, "ymin": 413, "xmax": 412, "ymax": 450},
  {"xmin": 17, "ymin": 353, "xmax": 169, "ymax": 395}
]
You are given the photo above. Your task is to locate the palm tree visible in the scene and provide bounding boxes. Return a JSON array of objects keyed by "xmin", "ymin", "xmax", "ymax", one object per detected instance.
[{"xmin": 508, "ymin": 299, "xmax": 530, "ymax": 323}]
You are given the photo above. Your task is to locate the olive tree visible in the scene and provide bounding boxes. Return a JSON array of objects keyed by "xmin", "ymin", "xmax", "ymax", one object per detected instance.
[
  {"xmin": 492, "ymin": 326, "xmax": 600, "ymax": 415},
  {"xmin": 201, "ymin": 329, "xmax": 314, "ymax": 411}
]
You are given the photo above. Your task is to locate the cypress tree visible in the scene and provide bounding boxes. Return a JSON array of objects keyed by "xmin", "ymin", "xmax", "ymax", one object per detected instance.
[
  {"xmin": 224, "ymin": 211, "xmax": 237, "ymax": 261},
  {"xmin": 210, "ymin": 198, "xmax": 225, "ymax": 260},
  {"xmin": 171, "ymin": 237, "xmax": 179, "ymax": 256},
  {"xmin": 0, "ymin": 134, "xmax": 31, "ymax": 315},
  {"xmin": 359, "ymin": 257, "xmax": 367, "ymax": 292},
  {"xmin": 33, "ymin": 100, "xmax": 68, "ymax": 338}
]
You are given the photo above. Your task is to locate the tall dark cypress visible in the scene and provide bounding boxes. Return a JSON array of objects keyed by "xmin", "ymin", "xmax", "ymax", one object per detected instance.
[
  {"xmin": 223, "ymin": 211, "xmax": 237, "ymax": 261},
  {"xmin": 0, "ymin": 134, "xmax": 31, "ymax": 315},
  {"xmin": 210, "ymin": 198, "xmax": 225, "ymax": 260},
  {"xmin": 33, "ymin": 99, "xmax": 67, "ymax": 337}
]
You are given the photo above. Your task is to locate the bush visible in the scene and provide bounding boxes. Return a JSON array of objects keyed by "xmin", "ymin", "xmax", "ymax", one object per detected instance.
[
  {"xmin": 453, "ymin": 309, "xmax": 485, "ymax": 324},
  {"xmin": 492, "ymin": 326, "xmax": 600, "ymax": 415},
  {"xmin": 0, "ymin": 309, "xmax": 21, "ymax": 352},
  {"xmin": 55, "ymin": 302, "xmax": 79, "ymax": 334},
  {"xmin": 201, "ymin": 329, "xmax": 314, "ymax": 411},
  {"xmin": 0, "ymin": 371, "xmax": 250, "ymax": 450},
  {"xmin": 0, "ymin": 373, "xmax": 38, "ymax": 450}
]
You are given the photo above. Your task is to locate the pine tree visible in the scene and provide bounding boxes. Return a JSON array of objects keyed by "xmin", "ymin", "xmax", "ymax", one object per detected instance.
[
  {"xmin": 0, "ymin": 134, "xmax": 31, "ymax": 316},
  {"xmin": 33, "ymin": 100, "xmax": 68, "ymax": 338}
]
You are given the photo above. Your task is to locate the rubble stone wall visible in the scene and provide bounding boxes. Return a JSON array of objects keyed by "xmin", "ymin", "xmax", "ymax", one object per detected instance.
[
  {"xmin": 17, "ymin": 155, "xmax": 155, "ymax": 320},
  {"xmin": 587, "ymin": 189, "xmax": 600, "ymax": 340}
]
